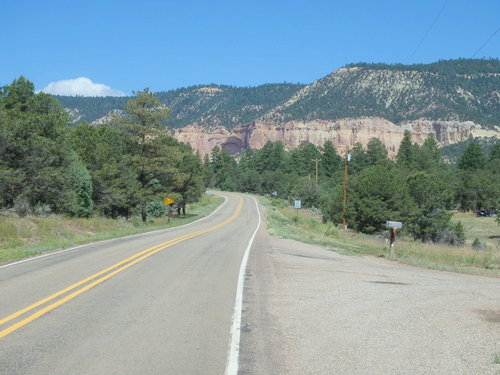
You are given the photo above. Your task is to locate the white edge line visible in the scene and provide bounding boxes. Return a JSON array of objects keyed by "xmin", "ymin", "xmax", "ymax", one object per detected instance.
[
  {"xmin": 225, "ymin": 195, "xmax": 261, "ymax": 375},
  {"xmin": 0, "ymin": 194, "xmax": 228, "ymax": 270}
]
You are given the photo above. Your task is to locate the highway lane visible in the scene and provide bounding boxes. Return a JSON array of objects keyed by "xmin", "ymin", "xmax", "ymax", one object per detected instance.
[{"xmin": 0, "ymin": 193, "xmax": 259, "ymax": 375}]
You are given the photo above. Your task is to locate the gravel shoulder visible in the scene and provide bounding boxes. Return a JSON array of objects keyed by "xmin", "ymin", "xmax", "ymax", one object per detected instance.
[{"xmin": 240, "ymin": 212, "xmax": 500, "ymax": 375}]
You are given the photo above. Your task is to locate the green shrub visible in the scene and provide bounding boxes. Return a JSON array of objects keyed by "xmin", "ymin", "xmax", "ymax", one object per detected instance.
[
  {"xmin": 147, "ymin": 200, "xmax": 167, "ymax": 218},
  {"xmin": 271, "ymin": 198, "xmax": 288, "ymax": 208},
  {"xmin": 472, "ymin": 237, "xmax": 485, "ymax": 250}
]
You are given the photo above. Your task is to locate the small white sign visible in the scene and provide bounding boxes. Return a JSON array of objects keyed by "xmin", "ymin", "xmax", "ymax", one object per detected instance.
[
  {"xmin": 294, "ymin": 200, "xmax": 302, "ymax": 209},
  {"xmin": 386, "ymin": 221, "xmax": 403, "ymax": 229}
]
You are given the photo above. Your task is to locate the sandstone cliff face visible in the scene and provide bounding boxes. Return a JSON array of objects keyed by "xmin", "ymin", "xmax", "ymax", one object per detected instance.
[{"xmin": 171, "ymin": 117, "xmax": 494, "ymax": 157}]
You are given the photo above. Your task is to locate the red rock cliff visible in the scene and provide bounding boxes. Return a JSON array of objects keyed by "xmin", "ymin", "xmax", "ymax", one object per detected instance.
[{"xmin": 172, "ymin": 117, "xmax": 494, "ymax": 157}]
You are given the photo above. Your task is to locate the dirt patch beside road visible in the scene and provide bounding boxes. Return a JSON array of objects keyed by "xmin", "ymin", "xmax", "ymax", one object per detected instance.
[{"xmin": 240, "ymin": 224, "xmax": 500, "ymax": 374}]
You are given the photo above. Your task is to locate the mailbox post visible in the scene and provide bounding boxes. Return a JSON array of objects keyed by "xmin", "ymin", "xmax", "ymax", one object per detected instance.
[
  {"xmin": 386, "ymin": 221, "xmax": 403, "ymax": 257},
  {"xmin": 294, "ymin": 200, "xmax": 301, "ymax": 224}
]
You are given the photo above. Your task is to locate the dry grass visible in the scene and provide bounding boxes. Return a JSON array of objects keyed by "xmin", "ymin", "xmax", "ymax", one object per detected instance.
[
  {"xmin": 0, "ymin": 195, "xmax": 224, "ymax": 263},
  {"xmin": 452, "ymin": 212, "xmax": 499, "ymax": 249},
  {"xmin": 261, "ymin": 196, "xmax": 500, "ymax": 277}
]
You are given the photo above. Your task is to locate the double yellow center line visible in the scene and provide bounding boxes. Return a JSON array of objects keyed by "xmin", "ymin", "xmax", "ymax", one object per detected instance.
[{"xmin": 0, "ymin": 197, "xmax": 243, "ymax": 339}]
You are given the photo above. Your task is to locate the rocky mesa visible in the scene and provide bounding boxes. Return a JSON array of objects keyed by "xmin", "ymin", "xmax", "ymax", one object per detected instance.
[{"xmin": 172, "ymin": 117, "xmax": 492, "ymax": 157}]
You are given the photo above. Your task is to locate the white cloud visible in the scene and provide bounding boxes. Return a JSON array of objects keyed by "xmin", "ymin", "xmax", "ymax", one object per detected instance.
[{"xmin": 41, "ymin": 77, "xmax": 126, "ymax": 97}]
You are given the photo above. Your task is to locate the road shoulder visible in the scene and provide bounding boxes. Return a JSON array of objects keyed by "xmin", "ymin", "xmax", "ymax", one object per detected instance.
[{"xmin": 241, "ymin": 206, "xmax": 500, "ymax": 375}]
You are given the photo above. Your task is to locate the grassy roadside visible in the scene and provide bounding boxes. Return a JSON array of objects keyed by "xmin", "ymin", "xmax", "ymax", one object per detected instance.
[
  {"xmin": 0, "ymin": 194, "xmax": 224, "ymax": 264},
  {"xmin": 259, "ymin": 196, "xmax": 500, "ymax": 277}
]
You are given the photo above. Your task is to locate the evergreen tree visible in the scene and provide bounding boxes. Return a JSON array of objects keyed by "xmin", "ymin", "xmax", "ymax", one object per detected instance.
[
  {"xmin": 320, "ymin": 141, "xmax": 342, "ymax": 178},
  {"xmin": 489, "ymin": 141, "xmax": 500, "ymax": 162},
  {"xmin": 406, "ymin": 172, "xmax": 453, "ymax": 242},
  {"xmin": 169, "ymin": 141, "xmax": 205, "ymax": 209},
  {"xmin": 68, "ymin": 123, "xmax": 139, "ymax": 218},
  {"xmin": 0, "ymin": 76, "xmax": 92, "ymax": 216},
  {"xmin": 414, "ymin": 135, "xmax": 441, "ymax": 171},
  {"xmin": 65, "ymin": 152, "xmax": 94, "ymax": 217},
  {"xmin": 209, "ymin": 146, "xmax": 239, "ymax": 191},
  {"xmin": 320, "ymin": 184, "xmax": 344, "ymax": 224},
  {"xmin": 365, "ymin": 137, "xmax": 389, "ymax": 167},
  {"xmin": 115, "ymin": 88, "xmax": 173, "ymax": 222},
  {"xmin": 289, "ymin": 142, "xmax": 322, "ymax": 178},
  {"xmin": 396, "ymin": 130, "xmax": 417, "ymax": 170},
  {"xmin": 348, "ymin": 142, "xmax": 370, "ymax": 174},
  {"xmin": 457, "ymin": 141, "xmax": 486, "ymax": 170},
  {"xmin": 203, "ymin": 153, "xmax": 214, "ymax": 188},
  {"xmin": 255, "ymin": 141, "xmax": 288, "ymax": 173},
  {"xmin": 347, "ymin": 165, "xmax": 415, "ymax": 234}
]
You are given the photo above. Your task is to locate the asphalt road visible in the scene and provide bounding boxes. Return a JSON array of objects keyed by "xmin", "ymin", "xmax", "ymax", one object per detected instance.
[{"xmin": 0, "ymin": 193, "xmax": 259, "ymax": 375}]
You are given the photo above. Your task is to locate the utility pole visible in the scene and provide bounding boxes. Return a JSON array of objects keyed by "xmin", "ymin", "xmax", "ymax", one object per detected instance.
[
  {"xmin": 342, "ymin": 152, "xmax": 351, "ymax": 229},
  {"xmin": 312, "ymin": 158, "xmax": 321, "ymax": 186}
]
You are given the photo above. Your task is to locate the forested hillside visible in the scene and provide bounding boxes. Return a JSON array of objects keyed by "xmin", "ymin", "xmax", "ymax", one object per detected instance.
[
  {"xmin": 56, "ymin": 59, "xmax": 499, "ymax": 129},
  {"xmin": 56, "ymin": 83, "xmax": 304, "ymax": 127},
  {"xmin": 268, "ymin": 59, "xmax": 500, "ymax": 126}
]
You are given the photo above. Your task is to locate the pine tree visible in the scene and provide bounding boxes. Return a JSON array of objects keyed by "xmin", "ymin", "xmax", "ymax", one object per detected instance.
[
  {"xmin": 348, "ymin": 165, "xmax": 415, "ymax": 234},
  {"xmin": 366, "ymin": 137, "xmax": 389, "ymax": 167},
  {"xmin": 117, "ymin": 88, "xmax": 173, "ymax": 222},
  {"xmin": 0, "ymin": 76, "xmax": 93, "ymax": 216},
  {"xmin": 320, "ymin": 141, "xmax": 342, "ymax": 178},
  {"xmin": 458, "ymin": 141, "xmax": 486, "ymax": 170},
  {"xmin": 396, "ymin": 130, "xmax": 417, "ymax": 170},
  {"xmin": 414, "ymin": 135, "xmax": 441, "ymax": 171}
]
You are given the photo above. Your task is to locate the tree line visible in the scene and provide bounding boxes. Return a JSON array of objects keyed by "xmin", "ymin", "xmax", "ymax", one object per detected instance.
[
  {"xmin": 345, "ymin": 58, "xmax": 500, "ymax": 75},
  {"xmin": 0, "ymin": 77, "xmax": 205, "ymax": 221},
  {"xmin": 204, "ymin": 133, "xmax": 499, "ymax": 244}
]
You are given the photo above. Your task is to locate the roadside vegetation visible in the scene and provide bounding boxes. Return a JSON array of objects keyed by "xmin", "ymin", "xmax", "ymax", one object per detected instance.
[
  {"xmin": 493, "ymin": 353, "xmax": 500, "ymax": 365},
  {"xmin": 0, "ymin": 194, "xmax": 223, "ymax": 263},
  {"xmin": 0, "ymin": 77, "xmax": 206, "ymax": 222},
  {"xmin": 260, "ymin": 196, "xmax": 499, "ymax": 277},
  {"xmin": 206, "ymin": 132, "xmax": 499, "ymax": 245}
]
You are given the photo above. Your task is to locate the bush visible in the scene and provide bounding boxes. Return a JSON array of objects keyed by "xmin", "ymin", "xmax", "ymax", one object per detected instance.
[
  {"xmin": 147, "ymin": 200, "xmax": 167, "ymax": 218},
  {"xmin": 13, "ymin": 198, "xmax": 31, "ymax": 217},
  {"xmin": 33, "ymin": 203, "xmax": 53, "ymax": 217},
  {"xmin": 472, "ymin": 237, "xmax": 486, "ymax": 250},
  {"xmin": 322, "ymin": 221, "xmax": 338, "ymax": 237},
  {"xmin": 438, "ymin": 227, "xmax": 461, "ymax": 246}
]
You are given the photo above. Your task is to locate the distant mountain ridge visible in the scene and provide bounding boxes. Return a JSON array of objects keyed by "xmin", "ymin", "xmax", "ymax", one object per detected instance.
[
  {"xmin": 56, "ymin": 59, "xmax": 500, "ymax": 129},
  {"xmin": 56, "ymin": 83, "xmax": 305, "ymax": 128},
  {"xmin": 262, "ymin": 59, "xmax": 500, "ymax": 127}
]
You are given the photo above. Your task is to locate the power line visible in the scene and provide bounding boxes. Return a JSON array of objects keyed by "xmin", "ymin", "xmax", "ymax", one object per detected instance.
[
  {"xmin": 471, "ymin": 27, "xmax": 500, "ymax": 58},
  {"xmin": 408, "ymin": 0, "xmax": 449, "ymax": 61}
]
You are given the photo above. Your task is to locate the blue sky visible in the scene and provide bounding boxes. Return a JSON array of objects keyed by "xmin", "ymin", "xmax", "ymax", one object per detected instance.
[{"xmin": 2, "ymin": 0, "xmax": 499, "ymax": 96}]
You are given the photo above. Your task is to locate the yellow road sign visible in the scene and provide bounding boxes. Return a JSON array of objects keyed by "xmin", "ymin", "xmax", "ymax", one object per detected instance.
[{"xmin": 163, "ymin": 197, "xmax": 175, "ymax": 205}]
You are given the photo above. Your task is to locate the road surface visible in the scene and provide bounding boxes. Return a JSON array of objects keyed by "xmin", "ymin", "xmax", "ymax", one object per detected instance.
[
  {"xmin": 0, "ymin": 193, "xmax": 258, "ymax": 375},
  {"xmin": 2, "ymin": 192, "xmax": 499, "ymax": 374}
]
